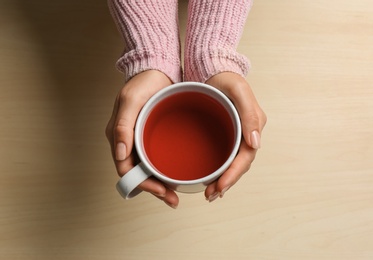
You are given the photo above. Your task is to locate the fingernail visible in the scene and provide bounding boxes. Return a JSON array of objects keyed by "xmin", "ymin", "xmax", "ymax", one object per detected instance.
[
  {"xmin": 220, "ymin": 186, "xmax": 230, "ymax": 198},
  {"xmin": 250, "ymin": 131, "xmax": 261, "ymax": 149},
  {"xmin": 208, "ymin": 192, "xmax": 220, "ymax": 203},
  {"xmin": 116, "ymin": 142, "xmax": 127, "ymax": 161},
  {"xmin": 165, "ymin": 201, "xmax": 178, "ymax": 209}
]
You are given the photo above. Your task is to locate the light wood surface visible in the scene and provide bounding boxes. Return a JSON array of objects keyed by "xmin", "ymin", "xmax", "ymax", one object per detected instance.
[{"xmin": 1, "ymin": 0, "xmax": 373, "ymax": 259}]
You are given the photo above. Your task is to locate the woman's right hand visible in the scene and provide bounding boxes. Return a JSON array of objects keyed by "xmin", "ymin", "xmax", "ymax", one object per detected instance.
[{"xmin": 105, "ymin": 70, "xmax": 180, "ymax": 209}]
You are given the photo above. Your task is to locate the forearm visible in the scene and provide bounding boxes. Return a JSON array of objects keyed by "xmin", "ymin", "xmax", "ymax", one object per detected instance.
[
  {"xmin": 108, "ymin": 0, "xmax": 182, "ymax": 83},
  {"xmin": 184, "ymin": 0, "xmax": 252, "ymax": 82}
]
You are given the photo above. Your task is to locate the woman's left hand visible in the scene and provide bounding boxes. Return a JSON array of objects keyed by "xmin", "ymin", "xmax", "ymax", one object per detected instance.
[{"xmin": 204, "ymin": 72, "xmax": 267, "ymax": 202}]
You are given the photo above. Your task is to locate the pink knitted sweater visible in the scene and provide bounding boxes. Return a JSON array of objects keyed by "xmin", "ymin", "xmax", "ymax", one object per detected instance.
[{"xmin": 108, "ymin": 0, "xmax": 252, "ymax": 83}]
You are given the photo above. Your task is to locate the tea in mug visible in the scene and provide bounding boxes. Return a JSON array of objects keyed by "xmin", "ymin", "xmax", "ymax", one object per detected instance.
[{"xmin": 143, "ymin": 91, "xmax": 235, "ymax": 180}]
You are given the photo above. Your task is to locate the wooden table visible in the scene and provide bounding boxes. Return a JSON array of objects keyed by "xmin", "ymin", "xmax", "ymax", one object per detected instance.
[{"xmin": 1, "ymin": 0, "xmax": 372, "ymax": 259}]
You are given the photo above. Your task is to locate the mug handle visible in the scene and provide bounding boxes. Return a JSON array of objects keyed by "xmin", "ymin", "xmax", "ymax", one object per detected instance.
[{"xmin": 116, "ymin": 162, "xmax": 152, "ymax": 199}]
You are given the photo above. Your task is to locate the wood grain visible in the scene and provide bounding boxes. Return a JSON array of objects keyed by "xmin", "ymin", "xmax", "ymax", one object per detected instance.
[{"xmin": 1, "ymin": 0, "xmax": 372, "ymax": 259}]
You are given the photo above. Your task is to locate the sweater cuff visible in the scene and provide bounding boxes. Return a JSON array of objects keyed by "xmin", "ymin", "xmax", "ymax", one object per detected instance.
[
  {"xmin": 116, "ymin": 48, "xmax": 182, "ymax": 84},
  {"xmin": 187, "ymin": 48, "xmax": 250, "ymax": 83}
]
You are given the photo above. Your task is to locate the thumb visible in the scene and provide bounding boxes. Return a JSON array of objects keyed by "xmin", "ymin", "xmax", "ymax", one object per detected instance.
[
  {"xmin": 240, "ymin": 110, "xmax": 262, "ymax": 150},
  {"xmin": 113, "ymin": 93, "xmax": 138, "ymax": 161},
  {"xmin": 113, "ymin": 70, "xmax": 174, "ymax": 161},
  {"xmin": 206, "ymin": 72, "xmax": 265, "ymax": 150},
  {"xmin": 233, "ymin": 87, "xmax": 266, "ymax": 150}
]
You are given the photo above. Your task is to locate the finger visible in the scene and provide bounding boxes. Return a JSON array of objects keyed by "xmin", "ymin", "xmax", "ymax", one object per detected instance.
[
  {"xmin": 162, "ymin": 189, "xmax": 179, "ymax": 209},
  {"xmin": 206, "ymin": 72, "xmax": 266, "ymax": 149},
  {"xmin": 115, "ymin": 156, "xmax": 180, "ymax": 207},
  {"xmin": 113, "ymin": 91, "xmax": 141, "ymax": 162},
  {"xmin": 139, "ymin": 178, "xmax": 179, "ymax": 209},
  {"xmin": 106, "ymin": 94, "xmax": 120, "ymax": 158},
  {"xmin": 204, "ymin": 181, "xmax": 219, "ymax": 203},
  {"xmin": 113, "ymin": 83, "xmax": 154, "ymax": 161},
  {"xmin": 113, "ymin": 71, "xmax": 173, "ymax": 162},
  {"xmin": 205, "ymin": 141, "xmax": 257, "ymax": 200},
  {"xmin": 107, "ymin": 101, "xmax": 138, "ymax": 186},
  {"xmin": 226, "ymin": 81, "xmax": 263, "ymax": 150},
  {"xmin": 138, "ymin": 177, "xmax": 167, "ymax": 197},
  {"xmin": 237, "ymin": 98, "xmax": 267, "ymax": 150},
  {"xmin": 115, "ymin": 152, "xmax": 137, "ymax": 177},
  {"xmin": 218, "ymin": 141, "xmax": 257, "ymax": 197}
]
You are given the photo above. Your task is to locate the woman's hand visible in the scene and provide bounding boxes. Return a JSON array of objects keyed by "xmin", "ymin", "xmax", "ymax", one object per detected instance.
[
  {"xmin": 105, "ymin": 70, "xmax": 180, "ymax": 209},
  {"xmin": 205, "ymin": 72, "xmax": 267, "ymax": 202}
]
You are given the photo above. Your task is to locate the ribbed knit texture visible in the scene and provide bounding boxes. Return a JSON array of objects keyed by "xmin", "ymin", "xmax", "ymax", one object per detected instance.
[
  {"xmin": 184, "ymin": 0, "xmax": 252, "ymax": 83},
  {"xmin": 107, "ymin": 0, "xmax": 182, "ymax": 83}
]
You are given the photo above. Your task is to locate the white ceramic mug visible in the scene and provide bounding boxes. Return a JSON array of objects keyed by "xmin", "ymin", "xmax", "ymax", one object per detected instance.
[{"xmin": 116, "ymin": 82, "xmax": 241, "ymax": 199}]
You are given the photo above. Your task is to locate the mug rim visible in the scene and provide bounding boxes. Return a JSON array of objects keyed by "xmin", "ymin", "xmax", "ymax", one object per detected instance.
[{"xmin": 134, "ymin": 81, "xmax": 242, "ymax": 186}]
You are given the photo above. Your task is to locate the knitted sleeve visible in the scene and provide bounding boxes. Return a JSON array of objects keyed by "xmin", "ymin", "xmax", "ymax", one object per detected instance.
[
  {"xmin": 184, "ymin": 0, "xmax": 252, "ymax": 83},
  {"xmin": 107, "ymin": 0, "xmax": 182, "ymax": 83}
]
